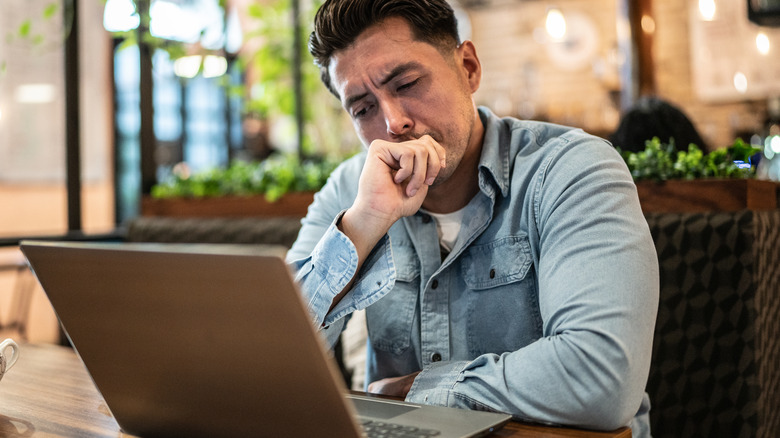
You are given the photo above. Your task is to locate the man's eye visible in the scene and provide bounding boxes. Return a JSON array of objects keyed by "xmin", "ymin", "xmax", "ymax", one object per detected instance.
[
  {"xmin": 353, "ymin": 107, "xmax": 369, "ymax": 119},
  {"xmin": 397, "ymin": 79, "xmax": 419, "ymax": 92}
]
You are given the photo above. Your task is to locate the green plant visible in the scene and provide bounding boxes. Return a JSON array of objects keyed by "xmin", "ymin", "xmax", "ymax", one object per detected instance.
[
  {"xmin": 2, "ymin": 1, "xmax": 67, "ymax": 75},
  {"xmin": 243, "ymin": 1, "xmax": 297, "ymax": 120},
  {"xmin": 621, "ymin": 137, "xmax": 761, "ymax": 182},
  {"xmin": 243, "ymin": 0, "xmax": 356, "ymax": 158},
  {"xmin": 6, "ymin": 2, "xmax": 61, "ymax": 44},
  {"xmin": 150, "ymin": 153, "xmax": 343, "ymax": 202}
]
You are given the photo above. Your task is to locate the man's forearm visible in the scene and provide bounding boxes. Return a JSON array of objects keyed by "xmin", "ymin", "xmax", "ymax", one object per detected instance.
[{"xmin": 330, "ymin": 207, "xmax": 395, "ymax": 310}]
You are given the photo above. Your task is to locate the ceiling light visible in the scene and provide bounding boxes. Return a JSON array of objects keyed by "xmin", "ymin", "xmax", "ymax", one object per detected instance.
[
  {"xmin": 756, "ymin": 32, "xmax": 770, "ymax": 55},
  {"xmin": 174, "ymin": 55, "xmax": 201, "ymax": 79},
  {"xmin": 546, "ymin": 8, "xmax": 566, "ymax": 41},
  {"xmin": 699, "ymin": 0, "xmax": 716, "ymax": 21},
  {"xmin": 203, "ymin": 55, "xmax": 227, "ymax": 78},
  {"xmin": 732, "ymin": 71, "xmax": 748, "ymax": 94},
  {"xmin": 15, "ymin": 84, "xmax": 56, "ymax": 103}
]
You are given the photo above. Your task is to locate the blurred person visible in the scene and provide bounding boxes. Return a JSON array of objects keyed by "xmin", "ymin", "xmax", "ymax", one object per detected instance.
[
  {"xmin": 286, "ymin": 1, "xmax": 659, "ymax": 436},
  {"xmin": 610, "ymin": 96, "xmax": 707, "ymax": 152}
]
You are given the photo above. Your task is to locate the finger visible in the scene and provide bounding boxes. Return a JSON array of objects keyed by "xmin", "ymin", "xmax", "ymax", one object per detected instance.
[
  {"xmin": 419, "ymin": 136, "xmax": 444, "ymax": 186},
  {"xmin": 405, "ymin": 146, "xmax": 432, "ymax": 197},
  {"xmin": 421, "ymin": 134, "xmax": 447, "ymax": 172},
  {"xmin": 392, "ymin": 149, "xmax": 415, "ymax": 185},
  {"xmin": 367, "ymin": 377, "xmax": 396, "ymax": 396}
]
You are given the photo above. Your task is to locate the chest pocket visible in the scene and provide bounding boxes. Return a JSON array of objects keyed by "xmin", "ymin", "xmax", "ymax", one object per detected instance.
[
  {"xmin": 463, "ymin": 235, "xmax": 533, "ymax": 289},
  {"xmin": 365, "ymin": 244, "xmax": 419, "ymax": 355},
  {"xmin": 461, "ymin": 235, "xmax": 540, "ymax": 356}
]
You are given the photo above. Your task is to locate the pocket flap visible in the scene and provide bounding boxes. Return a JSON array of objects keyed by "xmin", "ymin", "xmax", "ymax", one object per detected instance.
[
  {"xmin": 463, "ymin": 235, "xmax": 532, "ymax": 290},
  {"xmin": 392, "ymin": 244, "xmax": 420, "ymax": 282}
]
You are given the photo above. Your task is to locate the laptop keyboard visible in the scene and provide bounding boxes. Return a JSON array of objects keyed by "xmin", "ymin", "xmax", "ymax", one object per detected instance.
[{"xmin": 359, "ymin": 419, "xmax": 441, "ymax": 437}]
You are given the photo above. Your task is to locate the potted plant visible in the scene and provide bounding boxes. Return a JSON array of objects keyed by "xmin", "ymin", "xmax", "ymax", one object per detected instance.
[
  {"xmin": 622, "ymin": 138, "xmax": 778, "ymax": 213},
  {"xmin": 141, "ymin": 153, "xmax": 342, "ymax": 217}
]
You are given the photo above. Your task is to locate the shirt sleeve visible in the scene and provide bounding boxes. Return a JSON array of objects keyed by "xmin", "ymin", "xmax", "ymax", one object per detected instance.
[
  {"xmin": 286, "ymin": 154, "xmax": 398, "ymax": 348},
  {"xmin": 407, "ymin": 135, "xmax": 659, "ymax": 432},
  {"xmin": 289, "ymin": 217, "xmax": 396, "ymax": 328}
]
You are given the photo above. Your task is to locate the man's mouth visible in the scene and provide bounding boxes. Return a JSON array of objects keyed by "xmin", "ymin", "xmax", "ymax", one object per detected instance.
[{"xmin": 401, "ymin": 131, "xmax": 442, "ymax": 144}]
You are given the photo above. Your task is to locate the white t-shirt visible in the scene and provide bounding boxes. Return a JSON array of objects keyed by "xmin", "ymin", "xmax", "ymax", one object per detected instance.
[{"xmin": 425, "ymin": 207, "xmax": 466, "ymax": 252}]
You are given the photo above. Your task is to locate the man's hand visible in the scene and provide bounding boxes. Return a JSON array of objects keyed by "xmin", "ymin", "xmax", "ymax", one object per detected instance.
[
  {"xmin": 367, "ymin": 371, "xmax": 421, "ymax": 398},
  {"xmin": 327, "ymin": 136, "xmax": 445, "ymax": 310},
  {"xmin": 354, "ymin": 135, "xmax": 445, "ymax": 225},
  {"xmin": 341, "ymin": 135, "xmax": 445, "ymax": 262}
]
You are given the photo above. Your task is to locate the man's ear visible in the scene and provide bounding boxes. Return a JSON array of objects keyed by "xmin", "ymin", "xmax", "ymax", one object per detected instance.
[{"xmin": 458, "ymin": 41, "xmax": 482, "ymax": 93}]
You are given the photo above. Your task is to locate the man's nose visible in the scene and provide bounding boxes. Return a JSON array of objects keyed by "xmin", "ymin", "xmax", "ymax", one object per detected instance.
[{"xmin": 383, "ymin": 101, "xmax": 413, "ymax": 138}]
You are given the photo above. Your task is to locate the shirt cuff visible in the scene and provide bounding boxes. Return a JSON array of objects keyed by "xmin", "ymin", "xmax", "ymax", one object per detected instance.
[
  {"xmin": 297, "ymin": 210, "xmax": 397, "ymax": 328},
  {"xmin": 296, "ymin": 213, "xmax": 360, "ymax": 325},
  {"xmin": 325, "ymin": 230, "xmax": 395, "ymax": 325},
  {"xmin": 405, "ymin": 360, "xmax": 470, "ymax": 406}
]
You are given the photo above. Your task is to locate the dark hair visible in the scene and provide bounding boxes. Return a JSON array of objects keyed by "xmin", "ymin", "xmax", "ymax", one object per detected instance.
[
  {"xmin": 309, "ymin": 0, "xmax": 461, "ymax": 97},
  {"xmin": 610, "ymin": 96, "xmax": 707, "ymax": 153}
]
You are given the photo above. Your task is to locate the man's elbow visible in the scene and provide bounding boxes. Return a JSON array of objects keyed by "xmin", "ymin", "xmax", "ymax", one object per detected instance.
[
  {"xmin": 573, "ymin": 331, "xmax": 651, "ymax": 431},
  {"xmin": 591, "ymin": 396, "xmax": 636, "ymax": 431},
  {"xmin": 573, "ymin": 381, "xmax": 640, "ymax": 431}
]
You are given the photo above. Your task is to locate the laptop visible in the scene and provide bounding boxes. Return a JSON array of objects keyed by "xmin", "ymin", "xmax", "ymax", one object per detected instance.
[{"xmin": 21, "ymin": 241, "xmax": 511, "ymax": 438}]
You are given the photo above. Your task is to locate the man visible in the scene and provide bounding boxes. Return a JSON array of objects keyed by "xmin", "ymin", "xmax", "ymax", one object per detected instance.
[{"xmin": 286, "ymin": 0, "xmax": 659, "ymax": 436}]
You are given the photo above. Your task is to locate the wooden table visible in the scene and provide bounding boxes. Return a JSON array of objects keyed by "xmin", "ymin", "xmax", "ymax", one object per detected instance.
[{"xmin": 0, "ymin": 344, "xmax": 630, "ymax": 437}]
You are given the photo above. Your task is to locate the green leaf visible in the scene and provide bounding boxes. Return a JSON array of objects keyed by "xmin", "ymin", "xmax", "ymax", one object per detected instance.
[
  {"xmin": 18, "ymin": 20, "xmax": 32, "ymax": 38},
  {"xmin": 150, "ymin": 154, "xmax": 342, "ymax": 201},
  {"xmin": 43, "ymin": 3, "xmax": 59, "ymax": 19},
  {"xmin": 247, "ymin": 4, "xmax": 264, "ymax": 18},
  {"xmin": 621, "ymin": 137, "xmax": 757, "ymax": 182},
  {"xmin": 727, "ymin": 138, "xmax": 761, "ymax": 162}
]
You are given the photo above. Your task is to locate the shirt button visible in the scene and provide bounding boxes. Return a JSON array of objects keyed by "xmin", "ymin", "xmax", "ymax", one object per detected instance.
[
  {"xmin": 431, "ymin": 279, "xmax": 438, "ymax": 289},
  {"xmin": 489, "ymin": 268, "xmax": 496, "ymax": 279},
  {"xmin": 421, "ymin": 214, "xmax": 432, "ymax": 224},
  {"xmin": 431, "ymin": 352, "xmax": 442, "ymax": 362}
]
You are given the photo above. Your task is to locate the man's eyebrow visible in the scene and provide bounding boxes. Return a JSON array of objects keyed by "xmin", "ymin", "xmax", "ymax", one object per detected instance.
[
  {"xmin": 344, "ymin": 62, "xmax": 423, "ymax": 108},
  {"xmin": 345, "ymin": 91, "xmax": 369, "ymax": 109},
  {"xmin": 379, "ymin": 62, "xmax": 422, "ymax": 86}
]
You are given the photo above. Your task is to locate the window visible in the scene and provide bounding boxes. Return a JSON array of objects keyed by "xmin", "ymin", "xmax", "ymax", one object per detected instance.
[
  {"xmin": 112, "ymin": 45, "xmax": 243, "ymax": 221},
  {"xmin": 0, "ymin": 0, "xmax": 114, "ymax": 241},
  {"xmin": 107, "ymin": 0, "xmax": 244, "ymax": 222}
]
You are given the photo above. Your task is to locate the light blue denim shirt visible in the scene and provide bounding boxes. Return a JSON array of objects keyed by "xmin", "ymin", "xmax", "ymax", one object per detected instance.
[{"xmin": 287, "ymin": 107, "xmax": 658, "ymax": 436}]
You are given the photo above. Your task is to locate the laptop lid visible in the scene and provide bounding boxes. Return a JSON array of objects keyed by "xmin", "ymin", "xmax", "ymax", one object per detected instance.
[{"xmin": 21, "ymin": 241, "xmax": 510, "ymax": 438}]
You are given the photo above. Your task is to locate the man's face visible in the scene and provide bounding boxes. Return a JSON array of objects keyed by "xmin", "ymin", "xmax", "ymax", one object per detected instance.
[{"xmin": 327, "ymin": 17, "xmax": 481, "ymax": 186}]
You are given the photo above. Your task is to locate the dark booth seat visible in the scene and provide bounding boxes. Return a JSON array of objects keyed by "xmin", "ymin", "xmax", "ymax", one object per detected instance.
[
  {"xmin": 126, "ymin": 216, "xmax": 304, "ymax": 248},
  {"xmin": 644, "ymin": 210, "xmax": 780, "ymax": 438}
]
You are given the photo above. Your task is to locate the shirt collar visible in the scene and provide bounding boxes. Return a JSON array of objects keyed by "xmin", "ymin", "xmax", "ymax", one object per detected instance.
[{"xmin": 476, "ymin": 106, "xmax": 510, "ymax": 199}]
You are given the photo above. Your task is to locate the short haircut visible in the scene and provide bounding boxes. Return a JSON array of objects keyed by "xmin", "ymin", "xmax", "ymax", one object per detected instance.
[
  {"xmin": 309, "ymin": 0, "xmax": 461, "ymax": 97},
  {"xmin": 610, "ymin": 96, "xmax": 708, "ymax": 153}
]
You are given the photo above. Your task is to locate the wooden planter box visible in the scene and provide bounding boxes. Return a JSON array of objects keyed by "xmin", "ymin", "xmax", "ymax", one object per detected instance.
[
  {"xmin": 140, "ymin": 191, "xmax": 315, "ymax": 218},
  {"xmin": 139, "ymin": 180, "xmax": 780, "ymax": 217},
  {"xmin": 636, "ymin": 179, "xmax": 780, "ymax": 213}
]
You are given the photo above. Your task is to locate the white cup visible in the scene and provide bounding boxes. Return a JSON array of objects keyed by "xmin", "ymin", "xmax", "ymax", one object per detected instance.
[{"xmin": 0, "ymin": 338, "xmax": 20, "ymax": 381}]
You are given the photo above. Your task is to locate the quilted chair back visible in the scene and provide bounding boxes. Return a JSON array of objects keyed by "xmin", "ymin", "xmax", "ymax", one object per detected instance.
[{"xmin": 644, "ymin": 210, "xmax": 780, "ymax": 438}]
